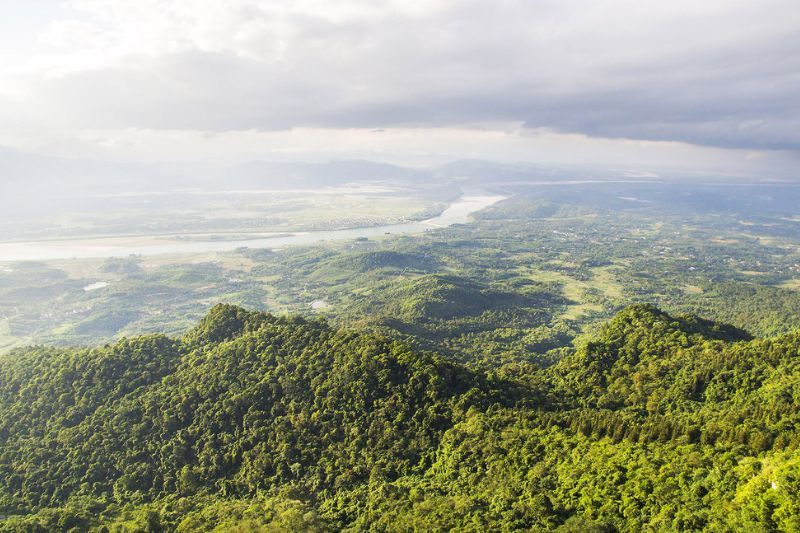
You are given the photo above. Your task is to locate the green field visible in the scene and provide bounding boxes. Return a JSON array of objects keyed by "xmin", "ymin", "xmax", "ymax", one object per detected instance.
[
  {"xmin": 5, "ymin": 181, "xmax": 800, "ymax": 530},
  {"xmin": 4, "ymin": 181, "xmax": 800, "ymax": 361}
]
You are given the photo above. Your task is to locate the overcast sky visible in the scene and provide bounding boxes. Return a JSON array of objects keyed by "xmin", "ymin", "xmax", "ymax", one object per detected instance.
[{"xmin": 0, "ymin": 0, "xmax": 798, "ymax": 176}]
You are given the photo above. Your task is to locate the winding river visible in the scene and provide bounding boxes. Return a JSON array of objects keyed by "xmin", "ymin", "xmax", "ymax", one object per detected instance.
[{"xmin": 0, "ymin": 194, "xmax": 506, "ymax": 262}]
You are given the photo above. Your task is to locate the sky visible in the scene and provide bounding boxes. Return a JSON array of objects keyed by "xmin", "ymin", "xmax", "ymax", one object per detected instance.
[{"xmin": 0, "ymin": 0, "xmax": 799, "ymax": 177}]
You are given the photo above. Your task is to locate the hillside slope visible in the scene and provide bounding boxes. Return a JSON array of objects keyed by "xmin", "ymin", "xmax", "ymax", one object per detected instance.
[{"xmin": 1, "ymin": 304, "xmax": 799, "ymax": 531}]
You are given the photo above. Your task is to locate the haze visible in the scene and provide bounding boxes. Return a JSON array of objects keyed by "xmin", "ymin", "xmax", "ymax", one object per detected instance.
[
  {"xmin": 0, "ymin": 0, "xmax": 798, "ymax": 174},
  {"xmin": 6, "ymin": 3, "xmax": 800, "ymax": 530}
]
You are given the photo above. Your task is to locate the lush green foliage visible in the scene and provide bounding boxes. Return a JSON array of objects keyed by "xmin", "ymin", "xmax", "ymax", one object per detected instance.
[
  {"xmin": 2, "ymin": 303, "xmax": 800, "ymax": 531},
  {"xmin": 7, "ymin": 181, "xmax": 800, "ymax": 366}
]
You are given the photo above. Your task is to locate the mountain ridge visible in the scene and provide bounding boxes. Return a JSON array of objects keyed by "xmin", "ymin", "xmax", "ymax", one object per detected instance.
[{"xmin": 2, "ymin": 303, "xmax": 800, "ymax": 530}]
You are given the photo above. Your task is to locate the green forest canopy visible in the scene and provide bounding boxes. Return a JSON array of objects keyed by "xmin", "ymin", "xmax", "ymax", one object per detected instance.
[{"xmin": 1, "ymin": 304, "xmax": 799, "ymax": 531}]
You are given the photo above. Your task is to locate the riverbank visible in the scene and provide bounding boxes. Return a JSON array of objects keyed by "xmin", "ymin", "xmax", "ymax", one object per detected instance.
[{"xmin": 0, "ymin": 194, "xmax": 506, "ymax": 261}]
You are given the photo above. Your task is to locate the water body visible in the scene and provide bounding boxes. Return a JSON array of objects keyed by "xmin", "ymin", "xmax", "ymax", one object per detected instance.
[{"xmin": 0, "ymin": 194, "xmax": 506, "ymax": 262}]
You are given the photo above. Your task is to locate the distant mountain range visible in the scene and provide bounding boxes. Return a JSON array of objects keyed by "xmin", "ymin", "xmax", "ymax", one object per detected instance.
[{"xmin": 0, "ymin": 145, "xmax": 671, "ymax": 198}]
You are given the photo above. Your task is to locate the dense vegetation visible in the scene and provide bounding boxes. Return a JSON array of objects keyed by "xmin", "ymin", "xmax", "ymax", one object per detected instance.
[
  {"xmin": 4, "ymin": 183, "xmax": 800, "ymax": 530},
  {"xmin": 7, "ymin": 181, "xmax": 800, "ymax": 359},
  {"xmin": 2, "ymin": 303, "xmax": 800, "ymax": 531}
]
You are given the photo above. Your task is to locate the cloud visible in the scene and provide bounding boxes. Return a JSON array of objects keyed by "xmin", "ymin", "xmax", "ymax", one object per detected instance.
[{"xmin": 2, "ymin": 0, "xmax": 800, "ymax": 154}]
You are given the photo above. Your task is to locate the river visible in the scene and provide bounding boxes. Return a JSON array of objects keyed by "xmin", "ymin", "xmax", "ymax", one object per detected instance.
[{"xmin": 0, "ymin": 194, "xmax": 506, "ymax": 262}]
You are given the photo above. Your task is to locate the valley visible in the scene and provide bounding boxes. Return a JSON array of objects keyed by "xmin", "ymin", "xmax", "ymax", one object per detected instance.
[
  {"xmin": 4, "ymin": 178, "xmax": 800, "ymax": 530},
  {"xmin": 3, "ymin": 1, "xmax": 799, "ymax": 530},
  {"xmin": 3, "ymin": 179, "xmax": 800, "ymax": 364}
]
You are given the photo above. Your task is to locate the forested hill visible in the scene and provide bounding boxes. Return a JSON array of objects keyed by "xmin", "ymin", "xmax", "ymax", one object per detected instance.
[{"xmin": 2, "ymin": 304, "xmax": 800, "ymax": 531}]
